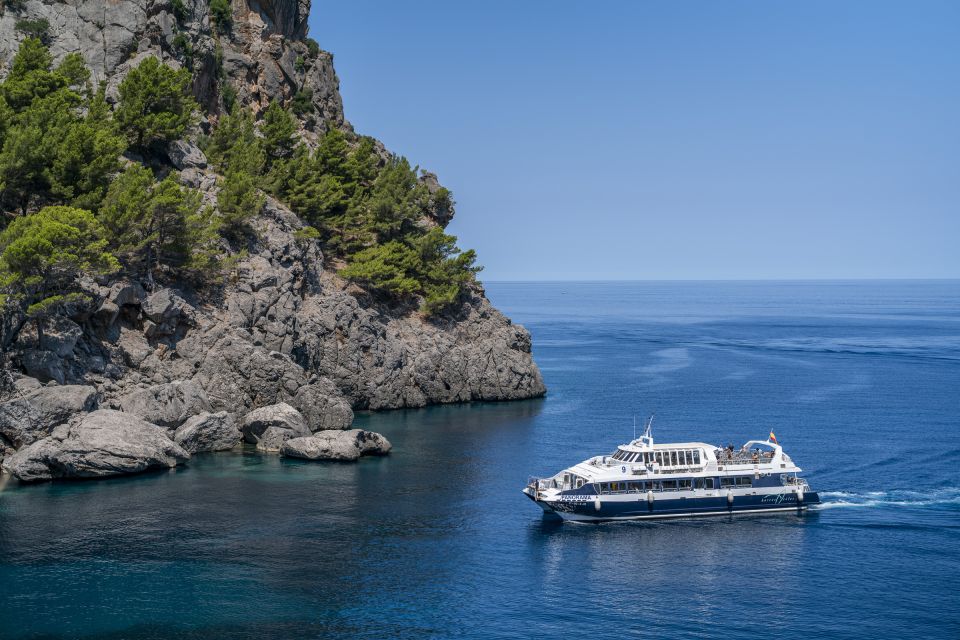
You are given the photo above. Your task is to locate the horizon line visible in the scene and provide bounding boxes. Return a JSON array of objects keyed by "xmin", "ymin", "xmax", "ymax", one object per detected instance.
[{"xmin": 482, "ymin": 277, "xmax": 960, "ymax": 283}]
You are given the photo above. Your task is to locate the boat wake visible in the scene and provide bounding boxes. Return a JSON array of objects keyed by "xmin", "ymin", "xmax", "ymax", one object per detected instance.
[{"xmin": 815, "ymin": 488, "xmax": 960, "ymax": 510}]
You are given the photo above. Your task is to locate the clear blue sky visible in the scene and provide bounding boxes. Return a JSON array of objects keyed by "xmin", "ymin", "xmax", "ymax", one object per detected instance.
[{"xmin": 309, "ymin": 1, "xmax": 959, "ymax": 280}]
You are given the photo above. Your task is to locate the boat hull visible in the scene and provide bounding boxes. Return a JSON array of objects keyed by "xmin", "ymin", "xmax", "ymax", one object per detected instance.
[{"xmin": 525, "ymin": 489, "xmax": 820, "ymax": 522}]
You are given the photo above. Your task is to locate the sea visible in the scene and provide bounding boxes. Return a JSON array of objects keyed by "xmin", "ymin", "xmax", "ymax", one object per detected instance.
[{"xmin": 1, "ymin": 280, "xmax": 958, "ymax": 639}]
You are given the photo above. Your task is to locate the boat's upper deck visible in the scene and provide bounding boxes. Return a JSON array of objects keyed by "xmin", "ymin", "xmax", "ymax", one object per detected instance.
[{"xmin": 563, "ymin": 437, "xmax": 800, "ymax": 484}]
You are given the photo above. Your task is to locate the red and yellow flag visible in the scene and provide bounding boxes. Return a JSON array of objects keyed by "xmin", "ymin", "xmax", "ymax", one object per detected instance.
[{"xmin": 769, "ymin": 430, "xmax": 778, "ymax": 444}]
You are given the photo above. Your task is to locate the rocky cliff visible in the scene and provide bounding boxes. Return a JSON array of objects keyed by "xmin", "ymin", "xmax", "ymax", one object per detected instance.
[{"xmin": 0, "ymin": 0, "xmax": 545, "ymax": 479}]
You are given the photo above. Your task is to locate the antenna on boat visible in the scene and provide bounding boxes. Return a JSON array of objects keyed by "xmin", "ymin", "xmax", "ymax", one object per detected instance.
[
  {"xmin": 633, "ymin": 415, "xmax": 637, "ymax": 441},
  {"xmin": 644, "ymin": 413, "xmax": 654, "ymax": 439}
]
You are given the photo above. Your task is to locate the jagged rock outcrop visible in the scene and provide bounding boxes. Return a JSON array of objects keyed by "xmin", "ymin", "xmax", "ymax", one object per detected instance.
[
  {"xmin": 282, "ymin": 429, "xmax": 391, "ymax": 461},
  {"xmin": 2, "ymin": 409, "xmax": 190, "ymax": 482},
  {"xmin": 173, "ymin": 411, "xmax": 241, "ymax": 453}
]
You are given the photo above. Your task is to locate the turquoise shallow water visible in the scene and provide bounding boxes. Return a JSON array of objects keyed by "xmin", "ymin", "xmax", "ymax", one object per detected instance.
[{"xmin": 1, "ymin": 280, "xmax": 959, "ymax": 639}]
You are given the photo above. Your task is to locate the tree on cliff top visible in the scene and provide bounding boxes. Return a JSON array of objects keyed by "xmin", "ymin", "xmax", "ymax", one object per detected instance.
[
  {"xmin": 340, "ymin": 227, "xmax": 481, "ymax": 316},
  {"xmin": 0, "ymin": 205, "xmax": 118, "ymax": 347},
  {"xmin": 115, "ymin": 56, "xmax": 197, "ymax": 150}
]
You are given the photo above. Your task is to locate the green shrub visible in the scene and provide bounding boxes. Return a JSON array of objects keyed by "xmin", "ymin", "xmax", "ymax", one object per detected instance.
[
  {"xmin": 172, "ymin": 33, "xmax": 193, "ymax": 68},
  {"xmin": 14, "ymin": 18, "xmax": 49, "ymax": 42},
  {"xmin": 209, "ymin": 0, "xmax": 232, "ymax": 34},
  {"xmin": 220, "ymin": 82, "xmax": 236, "ymax": 112},
  {"xmin": 171, "ymin": 0, "xmax": 188, "ymax": 23},
  {"xmin": 290, "ymin": 88, "xmax": 313, "ymax": 115}
]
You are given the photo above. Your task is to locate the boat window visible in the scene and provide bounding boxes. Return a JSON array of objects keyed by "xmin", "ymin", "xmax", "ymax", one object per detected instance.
[
  {"xmin": 644, "ymin": 453, "xmax": 651, "ymax": 464},
  {"xmin": 736, "ymin": 476, "xmax": 753, "ymax": 487},
  {"xmin": 694, "ymin": 478, "xmax": 715, "ymax": 490},
  {"xmin": 685, "ymin": 451, "xmax": 693, "ymax": 466},
  {"xmin": 655, "ymin": 452, "xmax": 663, "ymax": 465},
  {"xmin": 671, "ymin": 451, "xmax": 678, "ymax": 466},
  {"xmin": 720, "ymin": 477, "xmax": 736, "ymax": 488},
  {"xmin": 693, "ymin": 450, "xmax": 701, "ymax": 465},
  {"xmin": 662, "ymin": 480, "xmax": 678, "ymax": 491},
  {"xmin": 576, "ymin": 478, "xmax": 584, "ymax": 489},
  {"xmin": 679, "ymin": 479, "xmax": 692, "ymax": 490}
]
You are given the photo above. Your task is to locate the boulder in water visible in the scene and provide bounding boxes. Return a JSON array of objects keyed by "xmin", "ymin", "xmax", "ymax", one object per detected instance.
[
  {"xmin": 281, "ymin": 429, "xmax": 392, "ymax": 461},
  {"xmin": 240, "ymin": 402, "xmax": 310, "ymax": 446},
  {"xmin": 173, "ymin": 411, "xmax": 241, "ymax": 454}
]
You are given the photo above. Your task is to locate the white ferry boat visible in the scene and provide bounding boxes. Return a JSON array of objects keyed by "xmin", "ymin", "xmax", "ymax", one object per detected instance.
[{"xmin": 523, "ymin": 419, "xmax": 819, "ymax": 522}]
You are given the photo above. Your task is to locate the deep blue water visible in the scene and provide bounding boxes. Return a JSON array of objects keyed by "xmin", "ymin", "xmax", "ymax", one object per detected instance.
[{"xmin": 1, "ymin": 280, "xmax": 959, "ymax": 639}]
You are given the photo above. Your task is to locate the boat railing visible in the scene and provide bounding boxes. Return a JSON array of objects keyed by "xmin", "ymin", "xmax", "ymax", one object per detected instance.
[{"xmin": 717, "ymin": 452, "xmax": 775, "ymax": 464}]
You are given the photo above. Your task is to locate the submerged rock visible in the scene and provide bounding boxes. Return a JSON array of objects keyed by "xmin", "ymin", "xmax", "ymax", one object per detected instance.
[
  {"xmin": 120, "ymin": 381, "xmax": 211, "ymax": 429},
  {"xmin": 281, "ymin": 429, "xmax": 392, "ymax": 461},
  {"xmin": 0, "ymin": 384, "xmax": 97, "ymax": 449},
  {"xmin": 241, "ymin": 402, "xmax": 310, "ymax": 446},
  {"xmin": 3, "ymin": 410, "xmax": 189, "ymax": 482},
  {"xmin": 173, "ymin": 411, "xmax": 241, "ymax": 454}
]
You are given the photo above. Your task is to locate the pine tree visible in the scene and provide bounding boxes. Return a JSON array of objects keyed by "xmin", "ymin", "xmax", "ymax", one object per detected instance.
[
  {"xmin": 115, "ymin": 56, "xmax": 197, "ymax": 149},
  {"xmin": 0, "ymin": 38, "xmax": 62, "ymax": 112},
  {"xmin": 99, "ymin": 166, "xmax": 205, "ymax": 287},
  {"xmin": 0, "ymin": 205, "xmax": 118, "ymax": 347},
  {"xmin": 217, "ymin": 169, "xmax": 264, "ymax": 240},
  {"xmin": 204, "ymin": 103, "xmax": 264, "ymax": 176},
  {"xmin": 47, "ymin": 89, "xmax": 127, "ymax": 211},
  {"xmin": 260, "ymin": 100, "xmax": 297, "ymax": 168}
]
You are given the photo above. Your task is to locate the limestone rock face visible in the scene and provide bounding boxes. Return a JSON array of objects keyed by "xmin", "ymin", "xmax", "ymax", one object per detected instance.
[
  {"xmin": 281, "ymin": 429, "xmax": 392, "ymax": 461},
  {"xmin": 173, "ymin": 411, "xmax": 241, "ymax": 453},
  {"xmin": 120, "ymin": 380, "xmax": 211, "ymax": 429},
  {"xmin": 0, "ymin": 0, "xmax": 344, "ymax": 127},
  {"xmin": 240, "ymin": 402, "xmax": 310, "ymax": 446},
  {"xmin": 3, "ymin": 410, "xmax": 189, "ymax": 482},
  {"xmin": 0, "ymin": 385, "xmax": 97, "ymax": 449}
]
